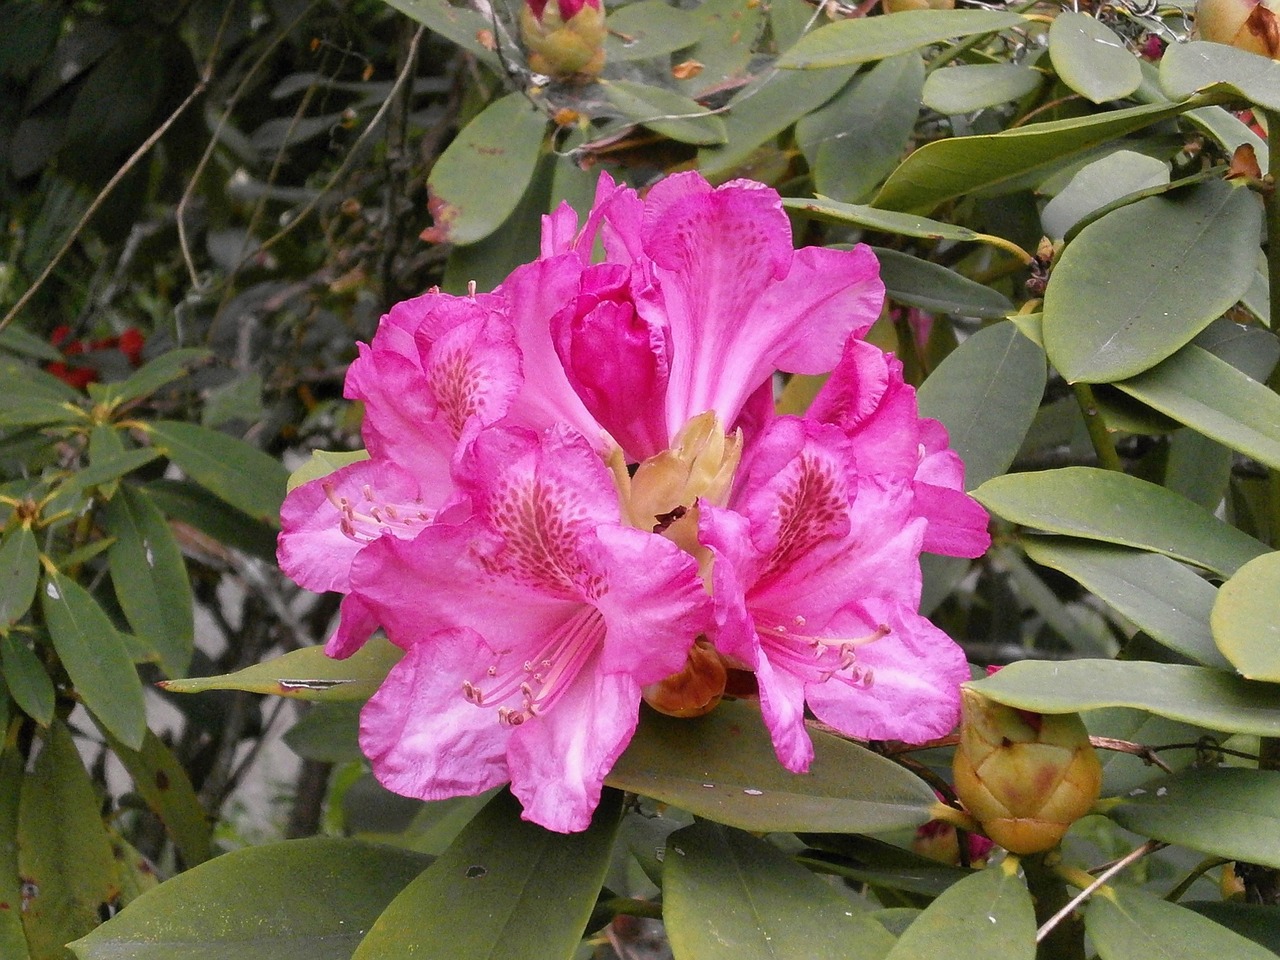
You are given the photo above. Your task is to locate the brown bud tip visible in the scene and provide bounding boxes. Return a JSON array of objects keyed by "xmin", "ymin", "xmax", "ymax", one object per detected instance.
[{"xmin": 642, "ymin": 638, "xmax": 727, "ymax": 718}]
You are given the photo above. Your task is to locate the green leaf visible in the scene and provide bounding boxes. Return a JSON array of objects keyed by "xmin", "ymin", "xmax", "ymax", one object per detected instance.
[
  {"xmin": 1211, "ymin": 551, "xmax": 1280, "ymax": 681},
  {"xmin": 922, "ymin": 63, "xmax": 1043, "ymax": 115},
  {"xmin": 379, "ymin": 0, "xmax": 501, "ymax": 68},
  {"xmin": 351, "ymin": 789, "xmax": 620, "ymax": 960},
  {"xmin": 872, "ymin": 98, "xmax": 1212, "ymax": 213},
  {"xmin": 663, "ymin": 821, "xmax": 898, "ymax": 960},
  {"xmin": 146, "ymin": 420, "xmax": 287, "ymax": 525},
  {"xmin": 606, "ymin": 700, "xmax": 937, "ymax": 833},
  {"xmin": 1040, "ymin": 150, "xmax": 1170, "ymax": 242},
  {"xmin": 283, "ymin": 700, "xmax": 363, "ymax": 763},
  {"xmin": 100, "ymin": 726, "xmax": 213, "ymax": 867},
  {"xmin": 1184, "ymin": 106, "xmax": 1268, "ymax": 168},
  {"xmin": 778, "ymin": 10, "xmax": 1025, "ymax": 69},
  {"xmin": 142, "ymin": 478, "xmax": 279, "ymax": 563},
  {"xmin": 19, "ymin": 723, "xmax": 119, "ymax": 960},
  {"xmin": 973, "ymin": 467, "xmax": 1269, "ymax": 577},
  {"xmin": 0, "ymin": 633, "xmax": 55, "ymax": 726},
  {"xmin": 604, "ymin": 0, "xmax": 701, "ymax": 61},
  {"xmin": 0, "ymin": 525, "xmax": 39, "ymax": 625},
  {"xmin": 873, "ymin": 248, "xmax": 1014, "ymax": 319},
  {"xmin": 1161, "ymin": 40, "xmax": 1280, "ymax": 112},
  {"xmin": 1020, "ymin": 536, "xmax": 1230, "ymax": 669},
  {"xmin": 70, "ymin": 838, "xmax": 433, "ymax": 960},
  {"xmin": 425, "ymin": 92, "xmax": 549, "ymax": 245},
  {"xmin": 0, "ymin": 743, "xmax": 29, "ymax": 960},
  {"xmin": 1102, "ymin": 768, "xmax": 1280, "ymax": 870},
  {"xmin": 1183, "ymin": 902, "xmax": 1280, "ymax": 955},
  {"xmin": 0, "ymin": 324, "xmax": 62, "ymax": 363},
  {"xmin": 1112, "ymin": 345, "xmax": 1280, "ymax": 470},
  {"xmin": 797, "ymin": 833, "xmax": 972, "ymax": 898},
  {"xmin": 785, "ymin": 196, "xmax": 982, "ymax": 241},
  {"xmin": 800, "ymin": 56, "xmax": 924, "ymax": 205},
  {"xmin": 41, "ymin": 570, "xmax": 146, "ymax": 750},
  {"xmin": 159, "ymin": 636, "xmax": 403, "ymax": 702},
  {"xmin": 917, "ymin": 321, "xmax": 1047, "ymax": 490},
  {"xmin": 673, "ymin": 0, "xmax": 764, "ymax": 97},
  {"xmin": 60, "ymin": 448, "xmax": 163, "ymax": 499},
  {"xmin": 0, "ymin": 356, "xmax": 83, "ymax": 403},
  {"xmin": 1042, "ymin": 182, "xmax": 1263, "ymax": 383},
  {"xmin": 1048, "ymin": 12, "xmax": 1141, "ymax": 104},
  {"xmin": 1087, "ymin": 884, "xmax": 1278, "ymax": 960},
  {"xmin": 105, "ymin": 484, "xmax": 194, "ymax": 678},
  {"xmin": 1086, "ymin": 708, "xmax": 1214, "ymax": 796},
  {"xmin": 0, "ymin": 393, "xmax": 84, "ymax": 429},
  {"xmin": 968, "ymin": 659, "xmax": 1280, "ymax": 736},
  {"xmin": 883, "ymin": 861, "xmax": 1036, "ymax": 960},
  {"xmin": 603, "ymin": 80, "xmax": 728, "ymax": 146},
  {"xmin": 97, "ymin": 348, "xmax": 211, "ymax": 406},
  {"xmin": 700, "ymin": 62, "xmax": 860, "ymax": 179},
  {"xmin": 287, "ymin": 448, "xmax": 371, "ymax": 492}
]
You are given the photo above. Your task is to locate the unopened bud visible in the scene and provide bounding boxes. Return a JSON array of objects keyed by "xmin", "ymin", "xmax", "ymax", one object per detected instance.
[
  {"xmin": 913, "ymin": 818, "xmax": 994, "ymax": 867},
  {"xmin": 519, "ymin": 0, "xmax": 607, "ymax": 80},
  {"xmin": 643, "ymin": 638, "xmax": 727, "ymax": 718},
  {"xmin": 1196, "ymin": 0, "xmax": 1280, "ymax": 58},
  {"xmin": 951, "ymin": 689, "xmax": 1102, "ymax": 854}
]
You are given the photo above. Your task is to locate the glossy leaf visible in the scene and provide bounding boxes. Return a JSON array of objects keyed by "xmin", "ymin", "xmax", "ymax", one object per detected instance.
[
  {"xmin": 105, "ymin": 484, "xmax": 194, "ymax": 678},
  {"xmin": 778, "ymin": 10, "xmax": 1025, "ymax": 69},
  {"xmin": 1161, "ymin": 40, "xmax": 1280, "ymax": 111},
  {"xmin": 1042, "ymin": 182, "xmax": 1262, "ymax": 383},
  {"xmin": 604, "ymin": 1, "xmax": 700, "ymax": 61},
  {"xmin": 922, "ymin": 63, "xmax": 1042, "ymax": 115},
  {"xmin": 146, "ymin": 420, "xmax": 287, "ymax": 525},
  {"xmin": 872, "ymin": 98, "xmax": 1210, "ymax": 213},
  {"xmin": 159, "ymin": 636, "xmax": 403, "ymax": 701},
  {"xmin": 785, "ymin": 196, "xmax": 982, "ymax": 241},
  {"xmin": 1086, "ymin": 708, "xmax": 1214, "ymax": 796},
  {"xmin": 0, "ymin": 525, "xmax": 39, "ymax": 625},
  {"xmin": 973, "ymin": 467, "xmax": 1269, "ymax": 577},
  {"xmin": 1112, "ymin": 344, "xmax": 1280, "ymax": 470},
  {"xmin": 425, "ymin": 92, "xmax": 548, "ymax": 245},
  {"xmin": 1211, "ymin": 551, "xmax": 1280, "ymax": 681},
  {"xmin": 351, "ymin": 789, "xmax": 620, "ymax": 960},
  {"xmin": 883, "ymin": 861, "xmax": 1036, "ymax": 960},
  {"xmin": 0, "ymin": 633, "xmax": 54, "ymax": 726},
  {"xmin": 1183, "ymin": 902, "xmax": 1280, "ymax": 954},
  {"xmin": 873, "ymin": 248, "xmax": 1013, "ymax": 319},
  {"xmin": 380, "ymin": 0, "xmax": 501, "ymax": 68},
  {"xmin": 1087, "ymin": 884, "xmax": 1277, "ymax": 960},
  {"xmin": 102, "ymin": 726, "xmax": 213, "ymax": 867},
  {"xmin": 1040, "ymin": 150, "xmax": 1169, "ymax": 242},
  {"xmin": 41, "ymin": 570, "xmax": 147, "ymax": 750},
  {"xmin": 969, "ymin": 659, "xmax": 1280, "ymax": 736},
  {"xmin": 603, "ymin": 80, "xmax": 727, "ymax": 146},
  {"xmin": 70, "ymin": 838, "xmax": 433, "ymax": 960},
  {"xmin": 797, "ymin": 833, "xmax": 972, "ymax": 898},
  {"xmin": 19, "ymin": 723, "xmax": 118, "ymax": 960},
  {"xmin": 1020, "ymin": 536, "xmax": 1230, "ymax": 669},
  {"xmin": 1103, "ymin": 769, "xmax": 1280, "ymax": 869},
  {"xmin": 663, "ymin": 821, "xmax": 898, "ymax": 960},
  {"xmin": 1048, "ymin": 12, "xmax": 1141, "ymax": 104},
  {"xmin": 606, "ymin": 700, "xmax": 937, "ymax": 834},
  {"xmin": 797, "ymin": 54, "xmax": 926, "ymax": 204},
  {"xmin": 0, "ymin": 743, "xmax": 28, "ymax": 960}
]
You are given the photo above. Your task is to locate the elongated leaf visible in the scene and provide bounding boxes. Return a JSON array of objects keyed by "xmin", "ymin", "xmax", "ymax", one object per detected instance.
[
  {"xmin": 101, "ymin": 726, "xmax": 212, "ymax": 867},
  {"xmin": 0, "ymin": 394, "xmax": 84, "ymax": 429},
  {"xmin": 146, "ymin": 420, "xmax": 287, "ymax": 525},
  {"xmin": 159, "ymin": 636, "xmax": 403, "ymax": 701},
  {"xmin": 0, "ymin": 744, "xmax": 28, "ymax": 960},
  {"xmin": 1043, "ymin": 182, "xmax": 1262, "ymax": 383},
  {"xmin": 1040, "ymin": 150, "xmax": 1169, "ymax": 242},
  {"xmin": 872, "ymin": 98, "xmax": 1213, "ymax": 213},
  {"xmin": 917, "ymin": 321, "xmax": 1046, "ymax": 490},
  {"xmin": 425, "ymin": 92, "xmax": 548, "ymax": 245},
  {"xmin": 1020, "ymin": 536, "xmax": 1229, "ymax": 669},
  {"xmin": 0, "ymin": 633, "xmax": 54, "ymax": 725},
  {"xmin": 1087, "ymin": 884, "xmax": 1277, "ymax": 960},
  {"xmin": 70, "ymin": 838, "xmax": 433, "ymax": 960},
  {"xmin": 1211, "ymin": 551, "xmax": 1280, "ymax": 681},
  {"xmin": 1161, "ymin": 40, "xmax": 1280, "ymax": 111},
  {"xmin": 1183, "ymin": 902, "xmax": 1280, "ymax": 954},
  {"xmin": 785, "ymin": 196, "xmax": 982, "ymax": 241},
  {"xmin": 607, "ymin": 700, "xmax": 937, "ymax": 834},
  {"xmin": 778, "ymin": 10, "xmax": 1025, "ymax": 69},
  {"xmin": 1086, "ymin": 708, "xmax": 1214, "ymax": 796},
  {"xmin": 973, "ymin": 467, "xmax": 1269, "ymax": 577},
  {"xmin": 1113, "ymin": 345, "xmax": 1280, "ymax": 470},
  {"xmin": 922, "ymin": 63, "xmax": 1042, "ymax": 115},
  {"xmin": 352, "ymin": 789, "xmax": 620, "ymax": 960},
  {"xmin": 379, "ymin": 0, "xmax": 501, "ymax": 67},
  {"xmin": 883, "ymin": 860, "xmax": 1036, "ymax": 960},
  {"xmin": 673, "ymin": 0, "xmax": 764, "ymax": 97},
  {"xmin": 60, "ymin": 448, "xmax": 163, "ymax": 498},
  {"xmin": 663, "ymin": 821, "xmax": 898, "ymax": 960},
  {"xmin": 874, "ymin": 248, "xmax": 1013, "ymax": 319},
  {"xmin": 603, "ymin": 80, "xmax": 727, "ymax": 146},
  {"xmin": 142, "ymin": 478, "xmax": 279, "ymax": 563},
  {"xmin": 969, "ymin": 659, "xmax": 1280, "ymax": 736},
  {"xmin": 98, "ymin": 348, "xmax": 211, "ymax": 405},
  {"xmin": 1104, "ymin": 770, "xmax": 1280, "ymax": 869},
  {"xmin": 105, "ymin": 484, "xmax": 194, "ymax": 678},
  {"xmin": 19, "ymin": 723, "xmax": 119, "ymax": 959},
  {"xmin": 797, "ymin": 833, "xmax": 972, "ymax": 897},
  {"xmin": 0, "ymin": 357, "xmax": 82, "ymax": 402},
  {"xmin": 1049, "ymin": 12, "xmax": 1141, "ymax": 104},
  {"xmin": 0, "ymin": 525, "xmax": 39, "ymax": 625},
  {"xmin": 604, "ymin": 0, "xmax": 701, "ymax": 61},
  {"xmin": 41, "ymin": 570, "xmax": 146, "ymax": 750}
]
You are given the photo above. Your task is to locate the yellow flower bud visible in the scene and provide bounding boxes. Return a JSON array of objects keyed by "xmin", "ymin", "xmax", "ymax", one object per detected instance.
[
  {"xmin": 1196, "ymin": 0, "xmax": 1280, "ymax": 58},
  {"xmin": 519, "ymin": 0, "xmax": 607, "ymax": 81},
  {"xmin": 952, "ymin": 688, "xmax": 1102, "ymax": 854}
]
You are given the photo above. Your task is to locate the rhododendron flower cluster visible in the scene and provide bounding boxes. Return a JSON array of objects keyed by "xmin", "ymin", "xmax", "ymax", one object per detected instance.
[
  {"xmin": 278, "ymin": 172, "xmax": 990, "ymax": 833},
  {"xmin": 45, "ymin": 325, "xmax": 145, "ymax": 389}
]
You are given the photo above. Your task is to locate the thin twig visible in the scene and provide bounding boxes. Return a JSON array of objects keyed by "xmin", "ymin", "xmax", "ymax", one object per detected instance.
[{"xmin": 1036, "ymin": 840, "xmax": 1164, "ymax": 944}]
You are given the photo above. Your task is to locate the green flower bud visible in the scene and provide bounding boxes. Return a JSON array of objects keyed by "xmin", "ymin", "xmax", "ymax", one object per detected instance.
[
  {"xmin": 519, "ymin": 0, "xmax": 607, "ymax": 81},
  {"xmin": 952, "ymin": 688, "xmax": 1102, "ymax": 854}
]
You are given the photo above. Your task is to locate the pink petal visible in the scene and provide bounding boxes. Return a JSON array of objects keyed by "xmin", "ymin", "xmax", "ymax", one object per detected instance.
[
  {"xmin": 754, "ymin": 650, "xmax": 815, "ymax": 773},
  {"xmin": 914, "ymin": 481, "xmax": 992, "ymax": 558},
  {"xmin": 326, "ymin": 593, "xmax": 378, "ymax": 659},
  {"xmin": 697, "ymin": 503, "xmax": 760, "ymax": 668}
]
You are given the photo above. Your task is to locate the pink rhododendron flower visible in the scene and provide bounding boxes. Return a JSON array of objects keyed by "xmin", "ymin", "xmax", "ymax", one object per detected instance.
[
  {"xmin": 348, "ymin": 425, "xmax": 711, "ymax": 832},
  {"xmin": 700, "ymin": 416, "xmax": 972, "ymax": 773}
]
